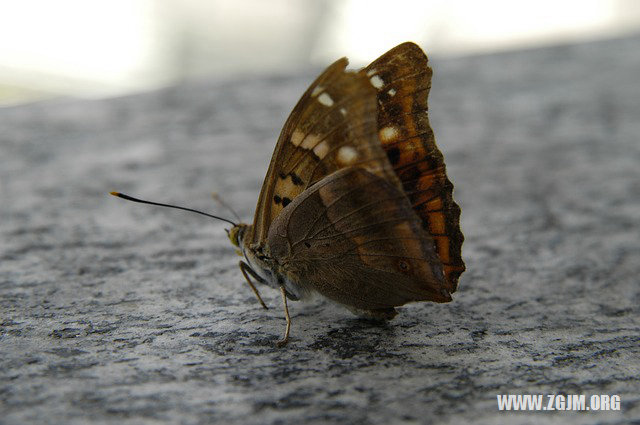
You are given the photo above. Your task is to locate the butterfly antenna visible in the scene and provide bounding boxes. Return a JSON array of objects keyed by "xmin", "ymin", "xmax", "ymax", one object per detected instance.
[
  {"xmin": 211, "ymin": 192, "xmax": 241, "ymax": 223},
  {"xmin": 110, "ymin": 192, "xmax": 237, "ymax": 227}
]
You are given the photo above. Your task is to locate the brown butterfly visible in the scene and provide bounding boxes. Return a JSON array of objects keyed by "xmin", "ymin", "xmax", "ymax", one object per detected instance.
[{"xmin": 112, "ymin": 42, "xmax": 465, "ymax": 346}]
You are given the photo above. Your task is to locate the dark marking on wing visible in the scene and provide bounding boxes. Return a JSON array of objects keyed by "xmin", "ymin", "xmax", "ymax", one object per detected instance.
[
  {"xmin": 290, "ymin": 173, "xmax": 304, "ymax": 186},
  {"xmin": 387, "ymin": 147, "xmax": 401, "ymax": 165}
]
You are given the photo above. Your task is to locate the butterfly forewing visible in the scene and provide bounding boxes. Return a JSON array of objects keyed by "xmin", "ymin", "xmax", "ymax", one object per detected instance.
[
  {"xmin": 249, "ymin": 58, "xmax": 401, "ymax": 244},
  {"xmin": 267, "ymin": 167, "xmax": 451, "ymax": 311},
  {"xmin": 363, "ymin": 42, "xmax": 466, "ymax": 292}
]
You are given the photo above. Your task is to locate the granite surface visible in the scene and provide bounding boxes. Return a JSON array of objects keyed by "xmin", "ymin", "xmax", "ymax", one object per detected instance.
[{"xmin": 1, "ymin": 35, "xmax": 639, "ymax": 424}]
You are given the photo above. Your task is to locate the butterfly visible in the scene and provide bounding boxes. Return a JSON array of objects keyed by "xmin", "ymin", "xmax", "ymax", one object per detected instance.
[
  {"xmin": 227, "ymin": 42, "xmax": 464, "ymax": 345},
  {"xmin": 112, "ymin": 42, "xmax": 465, "ymax": 346}
]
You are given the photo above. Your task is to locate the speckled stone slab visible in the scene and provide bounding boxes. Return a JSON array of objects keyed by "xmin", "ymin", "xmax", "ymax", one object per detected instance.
[{"xmin": 1, "ymin": 35, "xmax": 639, "ymax": 425}]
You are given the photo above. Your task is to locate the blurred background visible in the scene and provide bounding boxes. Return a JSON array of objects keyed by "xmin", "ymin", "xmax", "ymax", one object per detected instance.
[{"xmin": 1, "ymin": 0, "xmax": 639, "ymax": 106}]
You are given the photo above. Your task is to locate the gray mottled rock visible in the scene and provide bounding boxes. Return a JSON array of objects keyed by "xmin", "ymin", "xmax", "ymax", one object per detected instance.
[{"xmin": 1, "ymin": 36, "xmax": 639, "ymax": 425}]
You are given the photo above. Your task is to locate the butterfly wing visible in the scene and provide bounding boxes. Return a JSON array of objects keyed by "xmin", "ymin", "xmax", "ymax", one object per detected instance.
[
  {"xmin": 364, "ymin": 42, "xmax": 466, "ymax": 293},
  {"xmin": 248, "ymin": 58, "xmax": 402, "ymax": 245},
  {"xmin": 267, "ymin": 167, "xmax": 451, "ymax": 311}
]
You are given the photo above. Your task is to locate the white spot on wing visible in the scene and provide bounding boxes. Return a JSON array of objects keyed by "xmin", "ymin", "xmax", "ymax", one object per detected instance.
[
  {"xmin": 379, "ymin": 126, "xmax": 399, "ymax": 142},
  {"xmin": 370, "ymin": 75, "xmax": 384, "ymax": 89},
  {"xmin": 313, "ymin": 140, "xmax": 329, "ymax": 158},
  {"xmin": 291, "ymin": 129, "xmax": 304, "ymax": 146},
  {"xmin": 340, "ymin": 107, "xmax": 347, "ymax": 116},
  {"xmin": 388, "ymin": 88, "xmax": 396, "ymax": 97},
  {"xmin": 366, "ymin": 69, "xmax": 376, "ymax": 77},
  {"xmin": 311, "ymin": 86, "xmax": 323, "ymax": 97},
  {"xmin": 318, "ymin": 92, "xmax": 334, "ymax": 107},
  {"xmin": 337, "ymin": 146, "xmax": 358, "ymax": 165},
  {"xmin": 301, "ymin": 134, "xmax": 319, "ymax": 150}
]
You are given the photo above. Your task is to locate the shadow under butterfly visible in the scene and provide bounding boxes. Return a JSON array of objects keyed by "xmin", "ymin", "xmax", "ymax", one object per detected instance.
[{"xmin": 111, "ymin": 42, "xmax": 465, "ymax": 346}]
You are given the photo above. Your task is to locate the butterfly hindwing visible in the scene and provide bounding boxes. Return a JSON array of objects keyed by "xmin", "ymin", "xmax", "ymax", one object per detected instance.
[
  {"xmin": 249, "ymin": 58, "xmax": 402, "ymax": 244},
  {"xmin": 363, "ymin": 42, "xmax": 466, "ymax": 292},
  {"xmin": 266, "ymin": 167, "xmax": 451, "ymax": 310}
]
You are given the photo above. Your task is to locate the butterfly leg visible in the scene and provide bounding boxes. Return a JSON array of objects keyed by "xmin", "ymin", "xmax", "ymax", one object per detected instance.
[
  {"xmin": 239, "ymin": 261, "xmax": 268, "ymax": 309},
  {"xmin": 276, "ymin": 286, "xmax": 291, "ymax": 347}
]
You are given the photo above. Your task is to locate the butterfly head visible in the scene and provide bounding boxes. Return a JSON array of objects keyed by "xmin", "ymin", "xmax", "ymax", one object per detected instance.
[{"xmin": 227, "ymin": 223, "xmax": 249, "ymax": 251}]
